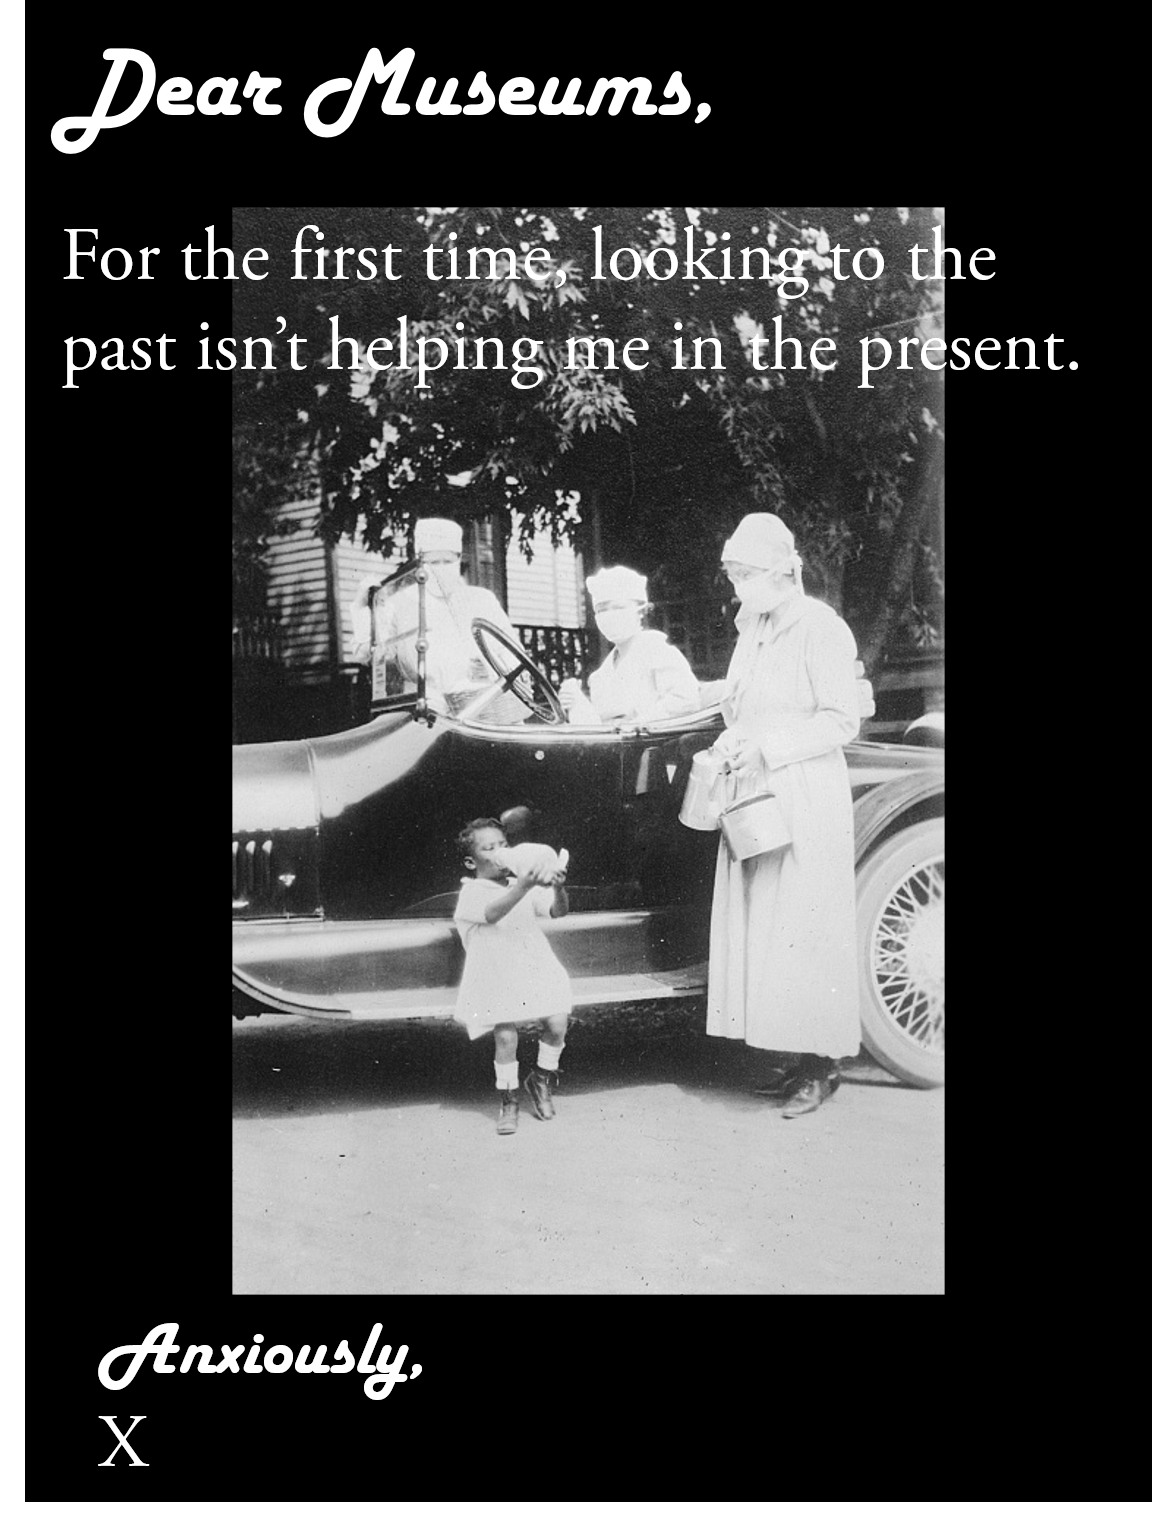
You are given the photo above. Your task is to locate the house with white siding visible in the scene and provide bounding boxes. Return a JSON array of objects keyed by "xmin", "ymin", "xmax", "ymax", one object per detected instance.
[{"xmin": 260, "ymin": 500, "xmax": 588, "ymax": 664}]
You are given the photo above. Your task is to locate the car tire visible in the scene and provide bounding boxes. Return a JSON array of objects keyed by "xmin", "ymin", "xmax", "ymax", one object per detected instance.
[{"xmin": 856, "ymin": 817, "xmax": 944, "ymax": 1087}]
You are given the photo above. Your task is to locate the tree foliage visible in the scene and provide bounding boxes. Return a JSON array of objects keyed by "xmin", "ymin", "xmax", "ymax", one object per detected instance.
[{"xmin": 233, "ymin": 206, "xmax": 943, "ymax": 664}]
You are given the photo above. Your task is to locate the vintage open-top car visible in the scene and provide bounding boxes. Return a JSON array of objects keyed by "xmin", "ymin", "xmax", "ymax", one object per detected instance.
[{"xmin": 233, "ymin": 560, "xmax": 944, "ymax": 1086}]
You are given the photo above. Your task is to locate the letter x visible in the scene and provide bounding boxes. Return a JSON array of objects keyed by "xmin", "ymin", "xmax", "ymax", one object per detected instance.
[
  {"xmin": 98, "ymin": 1415, "xmax": 148, "ymax": 1466},
  {"xmin": 216, "ymin": 1343, "xmax": 245, "ymax": 1372}
]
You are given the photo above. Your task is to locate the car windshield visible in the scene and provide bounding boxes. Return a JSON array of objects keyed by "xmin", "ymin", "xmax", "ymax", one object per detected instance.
[{"xmin": 367, "ymin": 560, "xmax": 426, "ymax": 713}]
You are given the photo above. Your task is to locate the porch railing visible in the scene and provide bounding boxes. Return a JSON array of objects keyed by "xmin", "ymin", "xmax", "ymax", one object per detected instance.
[
  {"xmin": 515, "ymin": 625, "xmax": 595, "ymax": 688},
  {"xmin": 232, "ymin": 614, "xmax": 284, "ymax": 664}
]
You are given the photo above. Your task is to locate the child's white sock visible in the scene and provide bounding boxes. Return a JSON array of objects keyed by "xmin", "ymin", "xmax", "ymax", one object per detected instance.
[
  {"xmin": 537, "ymin": 1041, "xmax": 564, "ymax": 1073},
  {"xmin": 494, "ymin": 1059, "xmax": 520, "ymax": 1091}
]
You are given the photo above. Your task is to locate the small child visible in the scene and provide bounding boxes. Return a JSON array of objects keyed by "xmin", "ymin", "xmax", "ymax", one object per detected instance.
[{"xmin": 452, "ymin": 819, "xmax": 572, "ymax": 1135}]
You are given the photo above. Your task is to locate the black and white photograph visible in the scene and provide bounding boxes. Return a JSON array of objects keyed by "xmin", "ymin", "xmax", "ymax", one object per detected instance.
[{"xmin": 230, "ymin": 205, "xmax": 945, "ymax": 1296}]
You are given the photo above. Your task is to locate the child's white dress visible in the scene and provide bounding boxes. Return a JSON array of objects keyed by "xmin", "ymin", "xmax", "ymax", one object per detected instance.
[{"xmin": 453, "ymin": 877, "xmax": 573, "ymax": 1039}]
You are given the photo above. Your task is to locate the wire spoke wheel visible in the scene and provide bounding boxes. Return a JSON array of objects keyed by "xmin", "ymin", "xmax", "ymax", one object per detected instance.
[{"xmin": 856, "ymin": 818, "xmax": 945, "ymax": 1087}]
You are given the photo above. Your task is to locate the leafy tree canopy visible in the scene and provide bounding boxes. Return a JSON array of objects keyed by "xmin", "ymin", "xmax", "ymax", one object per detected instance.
[{"xmin": 233, "ymin": 206, "xmax": 943, "ymax": 663}]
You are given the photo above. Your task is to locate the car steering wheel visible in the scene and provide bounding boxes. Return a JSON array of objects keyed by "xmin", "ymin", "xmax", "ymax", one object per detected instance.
[{"xmin": 470, "ymin": 618, "xmax": 568, "ymax": 724}]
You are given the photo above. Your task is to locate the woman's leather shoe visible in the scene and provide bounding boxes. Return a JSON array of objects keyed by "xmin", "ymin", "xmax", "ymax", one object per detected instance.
[
  {"xmin": 752, "ymin": 1063, "xmax": 805, "ymax": 1097},
  {"xmin": 779, "ymin": 1072, "xmax": 839, "ymax": 1117}
]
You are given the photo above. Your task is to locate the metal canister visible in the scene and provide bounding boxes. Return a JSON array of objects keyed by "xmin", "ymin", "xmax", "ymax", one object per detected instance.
[
  {"xmin": 678, "ymin": 749, "xmax": 728, "ymax": 831},
  {"xmin": 718, "ymin": 790, "xmax": 791, "ymax": 861}
]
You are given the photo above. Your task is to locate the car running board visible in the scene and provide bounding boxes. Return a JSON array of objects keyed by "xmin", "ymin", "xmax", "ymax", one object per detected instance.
[
  {"xmin": 234, "ymin": 910, "xmax": 710, "ymax": 1022},
  {"xmin": 236, "ymin": 964, "xmax": 708, "ymax": 1024},
  {"xmin": 333, "ymin": 965, "xmax": 707, "ymax": 1020}
]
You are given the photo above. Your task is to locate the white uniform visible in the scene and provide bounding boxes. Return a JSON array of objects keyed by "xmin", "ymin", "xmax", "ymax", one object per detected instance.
[
  {"xmin": 585, "ymin": 629, "xmax": 699, "ymax": 722},
  {"xmin": 351, "ymin": 577, "xmax": 527, "ymax": 724},
  {"xmin": 374, "ymin": 581, "xmax": 516, "ymax": 697},
  {"xmin": 453, "ymin": 879, "xmax": 573, "ymax": 1039},
  {"xmin": 706, "ymin": 593, "xmax": 861, "ymax": 1058}
]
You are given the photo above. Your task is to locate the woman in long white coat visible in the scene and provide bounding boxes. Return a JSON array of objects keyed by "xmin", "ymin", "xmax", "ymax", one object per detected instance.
[{"xmin": 706, "ymin": 513, "xmax": 861, "ymax": 1117}]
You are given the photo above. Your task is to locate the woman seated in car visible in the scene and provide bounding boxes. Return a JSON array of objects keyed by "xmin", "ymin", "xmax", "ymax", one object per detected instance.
[
  {"xmin": 350, "ymin": 517, "xmax": 526, "ymax": 723},
  {"xmin": 559, "ymin": 566, "xmax": 700, "ymax": 726}
]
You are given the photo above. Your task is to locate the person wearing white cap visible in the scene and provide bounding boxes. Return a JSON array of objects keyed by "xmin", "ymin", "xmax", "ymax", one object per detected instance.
[
  {"xmin": 706, "ymin": 512, "xmax": 862, "ymax": 1117},
  {"xmin": 558, "ymin": 566, "xmax": 700, "ymax": 726},
  {"xmin": 349, "ymin": 517, "xmax": 523, "ymax": 721}
]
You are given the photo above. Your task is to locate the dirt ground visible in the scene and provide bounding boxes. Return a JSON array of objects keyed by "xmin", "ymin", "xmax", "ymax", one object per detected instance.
[{"xmin": 233, "ymin": 1000, "xmax": 944, "ymax": 1295}]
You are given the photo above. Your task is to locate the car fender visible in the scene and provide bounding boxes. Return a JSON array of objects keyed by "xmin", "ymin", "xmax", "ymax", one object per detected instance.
[{"xmin": 853, "ymin": 768, "xmax": 944, "ymax": 864}]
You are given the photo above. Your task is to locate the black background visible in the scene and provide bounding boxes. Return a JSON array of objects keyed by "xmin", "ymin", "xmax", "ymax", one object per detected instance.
[{"xmin": 31, "ymin": 6, "xmax": 1080, "ymax": 1499}]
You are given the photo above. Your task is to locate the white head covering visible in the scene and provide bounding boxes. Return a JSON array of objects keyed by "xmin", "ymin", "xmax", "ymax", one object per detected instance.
[
  {"xmin": 414, "ymin": 517, "xmax": 463, "ymax": 556},
  {"xmin": 586, "ymin": 566, "xmax": 648, "ymax": 605},
  {"xmin": 721, "ymin": 513, "xmax": 797, "ymax": 570}
]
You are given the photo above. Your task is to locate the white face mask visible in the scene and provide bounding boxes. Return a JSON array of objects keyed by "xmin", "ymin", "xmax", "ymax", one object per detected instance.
[
  {"xmin": 733, "ymin": 563, "xmax": 796, "ymax": 614},
  {"xmin": 595, "ymin": 607, "xmax": 643, "ymax": 645},
  {"xmin": 425, "ymin": 560, "xmax": 463, "ymax": 596}
]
